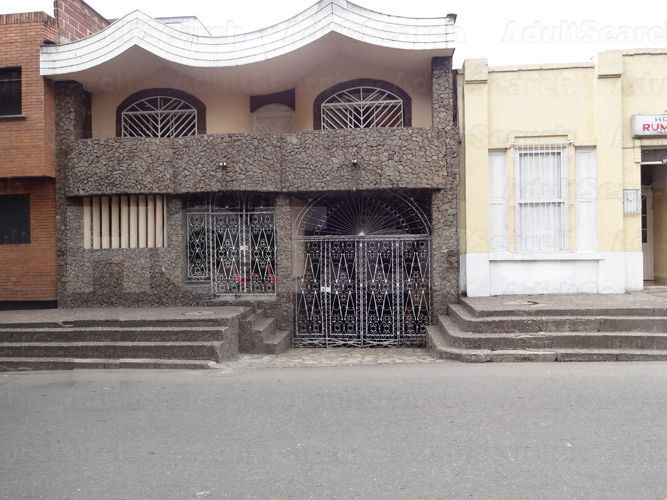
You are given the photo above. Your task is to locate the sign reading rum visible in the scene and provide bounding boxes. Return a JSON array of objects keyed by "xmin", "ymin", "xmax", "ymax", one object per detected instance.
[{"xmin": 633, "ymin": 115, "xmax": 667, "ymax": 137}]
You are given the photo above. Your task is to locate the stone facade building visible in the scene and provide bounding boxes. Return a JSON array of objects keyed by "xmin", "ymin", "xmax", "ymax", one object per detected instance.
[{"xmin": 39, "ymin": 2, "xmax": 460, "ymax": 347}]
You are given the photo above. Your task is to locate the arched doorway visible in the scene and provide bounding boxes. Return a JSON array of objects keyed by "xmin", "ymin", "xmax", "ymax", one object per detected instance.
[{"xmin": 294, "ymin": 191, "xmax": 431, "ymax": 347}]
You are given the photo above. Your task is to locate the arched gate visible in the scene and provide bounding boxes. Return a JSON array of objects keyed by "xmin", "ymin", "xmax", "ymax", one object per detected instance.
[{"xmin": 294, "ymin": 192, "xmax": 431, "ymax": 347}]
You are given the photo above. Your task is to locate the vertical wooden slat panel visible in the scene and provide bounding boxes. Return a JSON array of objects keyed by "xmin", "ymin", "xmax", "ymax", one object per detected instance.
[
  {"xmin": 147, "ymin": 195, "xmax": 156, "ymax": 248},
  {"xmin": 120, "ymin": 195, "xmax": 129, "ymax": 249},
  {"xmin": 83, "ymin": 197, "xmax": 91, "ymax": 249},
  {"xmin": 92, "ymin": 196, "xmax": 101, "ymax": 249},
  {"xmin": 111, "ymin": 196, "xmax": 120, "ymax": 248},
  {"xmin": 155, "ymin": 195, "xmax": 164, "ymax": 248},
  {"xmin": 163, "ymin": 196, "xmax": 168, "ymax": 246},
  {"xmin": 101, "ymin": 196, "xmax": 110, "ymax": 249},
  {"xmin": 138, "ymin": 195, "xmax": 147, "ymax": 248},
  {"xmin": 129, "ymin": 195, "xmax": 138, "ymax": 248}
]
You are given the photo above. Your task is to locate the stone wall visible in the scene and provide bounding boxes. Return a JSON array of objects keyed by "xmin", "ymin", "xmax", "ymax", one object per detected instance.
[
  {"xmin": 55, "ymin": 56, "xmax": 460, "ymax": 319},
  {"xmin": 430, "ymin": 56, "xmax": 460, "ymax": 310},
  {"xmin": 59, "ymin": 196, "xmax": 212, "ymax": 307},
  {"xmin": 55, "ymin": 81, "xmax": 90, "ymax": 306},
  {"xmin": 66, "ymin": 128, "xmax": 453, "ymax": 196}
]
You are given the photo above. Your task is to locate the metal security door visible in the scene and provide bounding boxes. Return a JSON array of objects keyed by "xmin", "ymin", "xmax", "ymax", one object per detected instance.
[
  {"xmin": 211, "ymin": 210, "xmax": 276, "ymax": 295},
  {"xmin": 294, "ymin": 236, "xmax": 430, "ymax": 347}
]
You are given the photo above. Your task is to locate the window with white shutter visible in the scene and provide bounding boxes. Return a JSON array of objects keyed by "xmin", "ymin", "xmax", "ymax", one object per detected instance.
[{"xmin": 488, "ymin": 150, "xmax": 508, "ymax": 251}]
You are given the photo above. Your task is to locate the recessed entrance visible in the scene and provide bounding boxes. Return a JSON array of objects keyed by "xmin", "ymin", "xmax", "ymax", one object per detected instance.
[
  {"xmin": 186, "ymin": 194, "xmax": 276, "ymax": 295},
  {"xmin": 293, "ymin": 192, "xmax": 432, "ymax": 347},
  {"xmin": 641, "ymin": 149, "xmax": 667, "ymax": 285}
]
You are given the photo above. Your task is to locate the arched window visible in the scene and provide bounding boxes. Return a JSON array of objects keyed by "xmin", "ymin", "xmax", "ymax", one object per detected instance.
[
  {"xmin": 314, "ymin": 78, "xmax": 412, "ymax": 130},
  {"xmin": 116, "ymin": 88, "xmax": 206, "ymax": 138}
]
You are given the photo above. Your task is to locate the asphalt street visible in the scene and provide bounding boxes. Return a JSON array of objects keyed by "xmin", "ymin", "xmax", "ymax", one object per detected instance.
[{"xmin": 1, "ymin": 360, "xmax": 666, "ymax": 499}]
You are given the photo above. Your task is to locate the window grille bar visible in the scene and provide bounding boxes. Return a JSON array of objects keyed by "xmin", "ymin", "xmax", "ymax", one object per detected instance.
[
  {"xmin": 515, "ymin": 143, "xmax": 568, "ymax": 252},
  {"xmin": 321, "ymin": 86, "xmax": 404, "ymax": 130},
  {"xmin": 121, "ymin": 96, "xmax": 198, "ymax": 138}
]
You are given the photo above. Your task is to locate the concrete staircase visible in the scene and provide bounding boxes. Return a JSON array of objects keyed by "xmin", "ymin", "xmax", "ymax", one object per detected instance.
[
  {"xmin": 239, "ymin": 308, "xmax": 291, "ymax": 355},
  {"xmin": 0, "ymin": 306, "xmax": 251, "ymax": 371},
  {"xmin": 427, "ymin": 298, "xmax": 667, "ymax": 362}
]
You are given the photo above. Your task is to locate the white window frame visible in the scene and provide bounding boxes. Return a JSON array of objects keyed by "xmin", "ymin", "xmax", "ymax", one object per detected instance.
[{"xmin": 514, "ymin": 144, "xmax": 568, "ymax": 252}]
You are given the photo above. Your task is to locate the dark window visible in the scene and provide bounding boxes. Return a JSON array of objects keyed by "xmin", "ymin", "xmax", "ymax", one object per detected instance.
[
  {"xmin": 0, "ymin": 67, "xmax": 21, "ymax": 116},
  {"xmin": 0, "ymin": 194, "xmax": 30, "ymax": 244}
]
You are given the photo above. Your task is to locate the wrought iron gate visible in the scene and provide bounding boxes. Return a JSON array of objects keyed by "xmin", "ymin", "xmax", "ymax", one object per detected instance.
[
  {"xmin": 294, "ymin": 192, "xmax": 432, "ymax": 347},
  {"xmin": 186, "ymin": 195, "xmax": 276, "ymax": 295}
]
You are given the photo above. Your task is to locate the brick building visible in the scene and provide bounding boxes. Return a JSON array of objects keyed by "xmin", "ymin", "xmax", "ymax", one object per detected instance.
[{"xmin": 0, "ymin": 1, "xmax": 107, "ymax": 306}]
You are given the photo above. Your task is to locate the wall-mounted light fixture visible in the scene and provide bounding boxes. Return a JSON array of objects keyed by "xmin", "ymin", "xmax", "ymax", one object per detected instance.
[
  {"xmin": 219, "ymin": 161, "xmax": 227, "ymax": 168},
  {"xmin": 351, "ymin": 159, "xmax": 358, "ymax": 167}
]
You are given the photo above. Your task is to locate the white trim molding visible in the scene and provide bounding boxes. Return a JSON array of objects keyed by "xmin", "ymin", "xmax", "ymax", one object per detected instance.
[{"xmin": 40, "ymin": 1, "xmax": 455, "ymax": 75}]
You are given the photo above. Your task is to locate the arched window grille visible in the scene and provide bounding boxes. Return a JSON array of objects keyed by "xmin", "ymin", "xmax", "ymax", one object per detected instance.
[
  {"xmin": 314, "ymin": 79, "xmax": 412, "ymax": 130},
  {"xmin": 117, "ymin": 89, "xmax": 206, "ymax": 138}
]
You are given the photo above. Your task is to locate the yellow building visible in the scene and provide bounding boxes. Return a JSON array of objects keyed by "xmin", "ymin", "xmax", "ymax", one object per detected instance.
[{"xmin": 459, "ymin": 49, "xmax": 667, "ymax": 296}]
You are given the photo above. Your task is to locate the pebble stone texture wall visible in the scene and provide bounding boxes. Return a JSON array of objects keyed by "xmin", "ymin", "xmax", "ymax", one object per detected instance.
[
  {"xmin": 56, "ymin": 56, "xmax": 460, "ymax": 327},
  {"xmin": 66, "ymin": 128, "xmax": 452, "ymax": 196}
]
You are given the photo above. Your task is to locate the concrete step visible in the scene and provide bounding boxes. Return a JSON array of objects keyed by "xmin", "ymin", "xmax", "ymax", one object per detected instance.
[
  {"xmin": 240, "ymin": 311, "xmax": 280, "ymax": 354},
  {"xmin": 0, "ymin": 357, "xmax": 219, "ymax": 371},
  {"xmin": 0, "ymin": 326, "xmax": 230, "ymax": 343},
  {"xmin": 253, "ymin": 316, "xmax": 277, "ymax": 340},
  {"xmin": 449, "ymin": 303, "xmax": 667, "ymax": 334},
  {"xmin": 426, "ymin": 325, "xmax": 667, "ymax": 363},
  {"xmin": 264, "ymin": 330, "xmax": 291, "ymax": 355},
  {"xmin": 0, "ymin": 314, "xmax": 241, "ymax": 330},
  {"xmin": 437, "ymin": 315, "xmax": 667, "ymax": 350},
  {"xmin": 460, "ymin": 296, "xmax": 667, "ymax": 318},
  {"xmin": 0, "ymin": 341, "xmax": 228, "ymax": 362}
]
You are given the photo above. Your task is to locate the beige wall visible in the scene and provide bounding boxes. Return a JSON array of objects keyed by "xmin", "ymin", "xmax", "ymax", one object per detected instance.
[
  {"xmin": 461, "ymin": 51, "xmax": 667, "ymax": 257},
  {"xmin": 91, "ymin": 55, "xmax": 432, "ymax": 138},
  {"xmin": 461, "ymin": 49, "xmax": 667, "ymax": 294}
]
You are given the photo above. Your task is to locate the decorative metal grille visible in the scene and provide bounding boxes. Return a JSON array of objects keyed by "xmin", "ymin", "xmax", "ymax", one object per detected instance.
[
  {"xmin": 294, "ymin": 193, "xmax": 431, "ymax": 347},
  {"xmin": 295, "ymin": 237, "xmax": 430, "ymax": 347},
  {"xmin": 186, "ymin": 195, "xmax": 276, "ymax": 295},
  {"xmin": 515, "ymin": 144, "xmax": 568, "ymax": 252},
  {"xmin": 121, "ymin": 96, "xmax": 197, "ymax": 138},
  {"xmin": 321, "ymin": 86, "xmax": 404, "ymax": 130}
]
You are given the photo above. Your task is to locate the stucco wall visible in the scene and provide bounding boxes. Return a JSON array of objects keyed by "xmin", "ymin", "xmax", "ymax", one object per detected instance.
[
  {"xmin": 460, "ymin": 50, "xmax": 667, "ymax": 296},
  {"xmin": 90, "ymin": 54, "xmax": 433, "ymax": 137}
]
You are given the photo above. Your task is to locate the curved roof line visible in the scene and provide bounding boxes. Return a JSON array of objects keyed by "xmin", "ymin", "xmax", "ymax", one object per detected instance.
[{"xmin": 40, "ymin": 0, "xmax": 455, "ymax": 75}]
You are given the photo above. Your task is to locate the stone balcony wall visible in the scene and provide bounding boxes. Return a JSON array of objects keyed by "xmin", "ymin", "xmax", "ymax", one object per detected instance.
[{"xmin": 66, "ymin": 127, "xmax": 457, "ymax": 196}]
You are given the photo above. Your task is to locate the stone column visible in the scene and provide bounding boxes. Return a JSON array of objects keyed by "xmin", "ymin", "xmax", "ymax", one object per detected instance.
[
  {"xmin": 274, "ymin": 194, "xmax": 294, "ymax": 332},
  {"xmin": 430, "ymin": 56, "xmax": 460, "ymax": 313},
  {"xmin": 431, "ymin": 188, "xmax": 459, "ymax": 314},
  {"xmin": 432, "ymin": 56, "xmax": 455, "ymax": 129},
  {"xmin": 54, "ymin": 81, "xmax": 91, "ymax": 306}
]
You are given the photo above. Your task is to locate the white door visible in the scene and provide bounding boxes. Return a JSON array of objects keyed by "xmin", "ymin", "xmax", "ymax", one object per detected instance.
[{"xmin": 642, "ymin": 187, "xmax": 654, "ymax": 280}]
